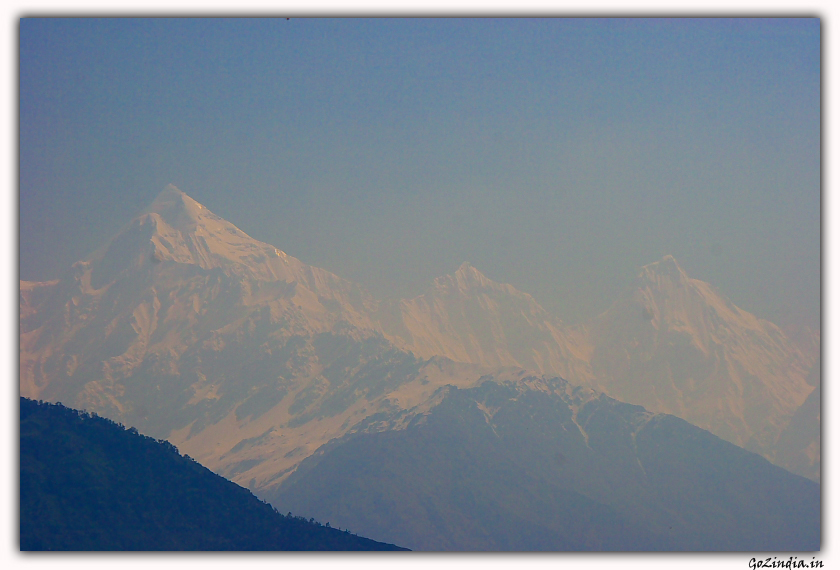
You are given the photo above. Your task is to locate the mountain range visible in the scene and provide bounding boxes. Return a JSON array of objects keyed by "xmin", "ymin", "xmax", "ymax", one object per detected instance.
[{"xmin": 19, "ymin": 185, "xmax": 820, "ymax": 549}]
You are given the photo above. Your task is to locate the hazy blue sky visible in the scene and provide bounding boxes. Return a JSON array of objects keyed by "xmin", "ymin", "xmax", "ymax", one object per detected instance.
[{"xmin": 19, "ymin": 17, "xmax": 820, "ymax": 330}]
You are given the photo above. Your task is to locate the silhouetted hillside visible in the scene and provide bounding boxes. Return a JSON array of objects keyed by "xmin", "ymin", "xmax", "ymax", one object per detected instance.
[{"xmin": 20, "ymin": 397, "xmax": 407, "ymax": 551}]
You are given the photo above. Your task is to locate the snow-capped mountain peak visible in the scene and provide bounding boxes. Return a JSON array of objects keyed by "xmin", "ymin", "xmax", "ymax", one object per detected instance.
[
  {"xmin": 143, "ymin": 184, "xmax": 207, "ymax": 230},
  {"xmin": 637, "ymin": 254, "xmax": 688, "ymax": 289}
]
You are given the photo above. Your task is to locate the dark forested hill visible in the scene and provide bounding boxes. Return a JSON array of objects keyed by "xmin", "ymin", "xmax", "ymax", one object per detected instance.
[{"xmin": 19, "ymin": 397, "xmax": 407, "ymax": 551}]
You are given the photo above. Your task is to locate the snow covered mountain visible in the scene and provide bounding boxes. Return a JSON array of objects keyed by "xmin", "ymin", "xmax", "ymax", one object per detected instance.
[
  {"xmin": 582, "ymin": 256, "xmax": 817, "ymax": 469},
  {"xmin": 20, "ymin": 186, "xmax": 819, "ymax": 494},
  {"xmin": 20, "ymin": 186, "xmax": 502, "ymax": 494},
  {"xmin": 21, "ymin": 185, "xmax": 379, "ymax": 402},
  {"xmin": 375, "ymin": 255, "xmax": 818, "ymax": 479},
  {"xmin": 379, "ymin": 261, "xmax": 591, "ymax": 382}
]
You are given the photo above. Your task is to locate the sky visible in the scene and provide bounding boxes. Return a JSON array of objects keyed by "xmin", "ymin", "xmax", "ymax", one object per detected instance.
[{"xmin": 19, "ymin": 17, "xmax": 820, "ymax": 330}]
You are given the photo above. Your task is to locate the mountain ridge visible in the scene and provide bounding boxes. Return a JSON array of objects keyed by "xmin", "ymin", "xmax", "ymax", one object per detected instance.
[
  {"xmin": 19, "ymin": 186, "xmax": 819, "ymax": 486},
  {"xmin": 267, "ymin": 377, "xmax": 819, "ymax": 551}
]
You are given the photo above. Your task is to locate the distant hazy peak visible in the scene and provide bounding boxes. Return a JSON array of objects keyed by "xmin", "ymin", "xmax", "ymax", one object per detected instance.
[
  {"xmin": 420, "ymin": 262, "xmax": 544, "ymax": 310},
  {"xmin": 454, "ymin": 261, "xmax": 483, "ymax": 282},
  {"xmin": 149, "ymin": 183, "xmax": 185, "ymax": 207},
  {"xmin": 434, "ymin": 262, "xmax": 496, "ymax": 293},
  {"xmin": 638, "ymin": 254, "xmax": 688, "ymax": 286},
  {"xmin": 144, "ymin": 184, "xmax": 207, "ymax": 230}
]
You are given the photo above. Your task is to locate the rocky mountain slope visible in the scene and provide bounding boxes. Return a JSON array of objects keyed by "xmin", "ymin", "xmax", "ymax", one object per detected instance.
[{"xmin": 269, "ymin": 377, "xmax": 819, "ymax": 551}]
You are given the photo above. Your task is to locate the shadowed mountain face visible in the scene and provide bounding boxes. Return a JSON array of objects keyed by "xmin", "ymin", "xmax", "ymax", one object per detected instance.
[
  {"xmin": 19, "ymin": 185, "xmax": 820, "ymax": 543},
  {"xmin": 267, "ymin": 378, "xmax": 819, "ymax": 551},
  {"xmin": 20, "ymin": 397, "xmax": 407, "ymax": 551}
]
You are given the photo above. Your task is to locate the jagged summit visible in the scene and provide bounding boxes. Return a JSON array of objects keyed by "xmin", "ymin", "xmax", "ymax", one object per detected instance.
[
  {"xmin": 67, "ymin": 185, "xmax": 318, "ymax": 290},
  {"xmin": 143, "ymin": 184, "xmax": 210, "ymax": 231},
  {"xmin": 388, "ymin": 261, "xmax": 576, "ymax": 375},
  {"xmin": 85, "ymin": 184, "xmax": 274, "ymax": 279},
  {"xmin": 638, "ymin": 255, "xmax": 687, "ymax": 287},
  {"xmin": 413, "ymin": 263, "xmax": 553, "ymax": 324},
  {"xmin": 433, "ymin": 262, "xmax": 520, "ymax": 297},
  {"xmin": 648, "ymin": 254, "xmax": 680, "ymax": 270},
  {"xmin": 629, "ymin": 255, "xmax": 749, "ymax": 326},
  {"xmin": 456, "ymin": 261, "xmax": 473, "ymax": 273},
  {"xmin": 147, "ymin": 184, "xmax": 185, "ymax": 210},
  {"xmin": 153, "ymin": 183, "xmax": 185, "ymax": 201},
  {"xmin": 588, "ymin": 252, "xmax": 814, "ymax": 457},
  {"xmin": 452, "ymin": 261, "xmax": 491, "ymax": 289}
]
